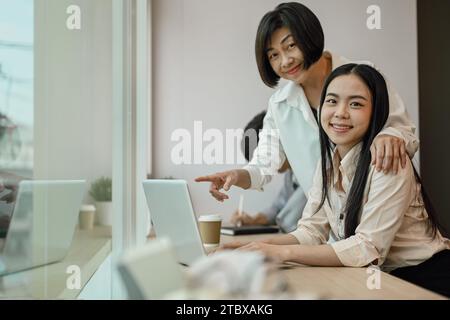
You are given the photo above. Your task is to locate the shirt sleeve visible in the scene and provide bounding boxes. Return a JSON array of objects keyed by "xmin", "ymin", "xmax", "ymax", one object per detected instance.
[
  {"xmin": 330, "ymin": 160, "xmax": 416, "ymax": 267},
  {"xmin": 372, "ymin": 72, "xmax": 419, "ymax": 158},
  {"xmin": 350, "ymin": 59, "xmax": 419, "ymax": 158},
  {"xmin": 243, "ymin": 100, "xmax": 286, "ymax": 190},
  {"xmin": 289, "ymin": 162, "xmax": 330, "ymax": 245}
]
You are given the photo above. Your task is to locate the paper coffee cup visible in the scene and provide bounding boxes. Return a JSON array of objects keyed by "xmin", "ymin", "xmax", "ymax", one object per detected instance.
[
  {"xmin": 198, "ymin": 214, "xmax": 222, "ymax": 246},
  {"xmin": 79, "ymin": 204, "xmax": 96, "ymax": 230}
]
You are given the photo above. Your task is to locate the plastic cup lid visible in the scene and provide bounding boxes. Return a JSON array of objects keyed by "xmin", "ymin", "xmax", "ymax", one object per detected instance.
[
  {"xmin": 198, "ymin": 214, "xmax": 222, "ymax": 222},
  {"xmin": 81, "ymin": 204, "xmax": 96, "ymax": 211}
]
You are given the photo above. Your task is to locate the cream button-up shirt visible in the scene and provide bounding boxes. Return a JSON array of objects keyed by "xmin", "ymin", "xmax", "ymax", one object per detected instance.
[
  {"xmin": 243, "ymin": 51, "xmax": 419, "ymax": 195},
  {"xmin": 290, "ymin": 143, "xmax": 450, "ymax": 272}
]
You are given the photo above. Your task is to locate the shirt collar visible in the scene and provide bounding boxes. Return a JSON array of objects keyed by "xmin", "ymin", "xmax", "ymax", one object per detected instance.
[
  {"xmin": 271, "ymin": 81, "xmax": 317, "ymax": 127},
  {"xmin": 271, "ymin": 80, "xmax": 303, "ymax": 107},
  {"xmin": 331, "ymin": 142, "xmax": 363, "ymax": 191}
]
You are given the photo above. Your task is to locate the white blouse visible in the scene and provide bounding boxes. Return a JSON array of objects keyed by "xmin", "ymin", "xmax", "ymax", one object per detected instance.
[{"xmin": 290, "ymin": 143, "xmax": 450, "ymax": 272}]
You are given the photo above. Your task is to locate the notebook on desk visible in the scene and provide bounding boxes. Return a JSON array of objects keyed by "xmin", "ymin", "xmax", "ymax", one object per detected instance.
[{"xmin": 220, "ymin": 225, "xmax": 279, "ymax": 236}]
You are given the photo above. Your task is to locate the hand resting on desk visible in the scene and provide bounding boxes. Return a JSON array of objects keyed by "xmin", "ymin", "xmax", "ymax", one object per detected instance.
[
  {"xmin": 213, "ymin": 234, "xmax": 301, "ymax": 262},
  {"xmin": 213, "ymin": 240, "xmax": 288, "ymax": 263}
]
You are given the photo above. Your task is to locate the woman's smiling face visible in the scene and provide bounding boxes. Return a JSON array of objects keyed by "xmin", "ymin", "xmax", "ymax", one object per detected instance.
[
  {"xmin": 320, "ymin": 74, "xmax": 373, "ymax": 157},
  {"xmin": 266, "ymin": 27, "xmax": 311, "ymax": 85}
]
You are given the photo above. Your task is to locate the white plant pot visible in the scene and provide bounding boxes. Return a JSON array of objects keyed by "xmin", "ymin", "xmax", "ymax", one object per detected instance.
[{"xmin": 95, "ymin": 201, "xmax": 112, "ymax": 226}]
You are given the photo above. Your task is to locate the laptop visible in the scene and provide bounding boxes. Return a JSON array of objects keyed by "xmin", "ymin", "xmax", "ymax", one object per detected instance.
[
  {"xmin": 142, "ymin": 180, "xmax": 206, "ymax": 266},
  {"xmin": 0, "ymin": 180, "xmax": 85, "ymax": 275}
]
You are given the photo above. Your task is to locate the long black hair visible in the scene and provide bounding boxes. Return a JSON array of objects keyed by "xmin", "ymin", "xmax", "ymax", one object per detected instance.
[{"xmin": 316, "ymin": 63, "xmax": 445, "ymax": 239}]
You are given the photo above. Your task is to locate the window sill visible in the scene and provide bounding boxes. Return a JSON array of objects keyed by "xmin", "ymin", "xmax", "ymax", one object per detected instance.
[{"xmin": 0, "ymin": 226, "xmax": 112, "ymax": 299}]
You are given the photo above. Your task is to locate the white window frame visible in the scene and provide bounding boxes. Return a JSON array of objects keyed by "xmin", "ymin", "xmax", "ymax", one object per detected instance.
[{"xmin": 112, "ymin": 0, "xmax": 151, "ymax": 299}]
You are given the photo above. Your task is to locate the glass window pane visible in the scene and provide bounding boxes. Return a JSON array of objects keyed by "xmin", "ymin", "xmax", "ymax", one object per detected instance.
[{"xmin": 1, "ymin": 0, "xmax": 114, "ymax": 299}]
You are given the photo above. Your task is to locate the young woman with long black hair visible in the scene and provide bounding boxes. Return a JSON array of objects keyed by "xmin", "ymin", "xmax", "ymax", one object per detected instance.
[{"xmin": 223, "ymin": 64, "xmax": 450, "ymax": 297}]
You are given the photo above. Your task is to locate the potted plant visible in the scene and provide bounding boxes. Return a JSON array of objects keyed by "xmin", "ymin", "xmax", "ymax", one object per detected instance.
[{"xmin": 89, "ymin": 176, "xmax": 112, "ymax": 226}]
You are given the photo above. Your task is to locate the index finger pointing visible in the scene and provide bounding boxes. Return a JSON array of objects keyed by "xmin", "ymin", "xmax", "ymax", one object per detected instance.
[{"xmin": 195, "ymin": 175, "xmax": 215, "ymax": 182}]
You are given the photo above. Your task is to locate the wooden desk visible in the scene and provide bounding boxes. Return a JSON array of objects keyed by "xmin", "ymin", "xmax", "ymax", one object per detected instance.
[
  {"xmin": 221, "ymin": 234, "xmax": 446, "ymax": 300},
  {"xmin": 0, "ymin": 226, "xmax": 111, "ymax": 299}
]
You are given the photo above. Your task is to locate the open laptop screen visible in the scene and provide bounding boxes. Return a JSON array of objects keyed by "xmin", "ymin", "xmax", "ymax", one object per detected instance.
[{"xmin": 142, "ymin": 180, "xmax": 206, "ymax": 266}]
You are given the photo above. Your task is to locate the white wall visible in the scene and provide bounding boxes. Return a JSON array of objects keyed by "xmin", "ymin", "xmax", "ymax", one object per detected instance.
[
  {"xmin": 152, "ymin": 0, "xmax": 419, "ymax": 221},
  {"xmin": 34, "ymin": 0, "xmax": 112, "ymax": 201}
]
